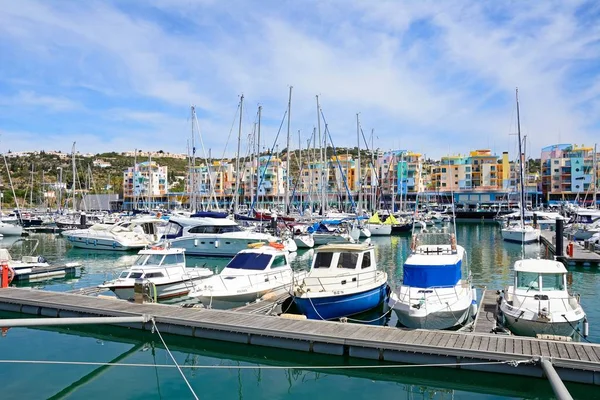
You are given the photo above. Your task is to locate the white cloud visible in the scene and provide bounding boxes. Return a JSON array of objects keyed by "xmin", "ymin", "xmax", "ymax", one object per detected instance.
[{"xmin": 0, "ymin": 0, "xmax": 599, "ymax": 159}]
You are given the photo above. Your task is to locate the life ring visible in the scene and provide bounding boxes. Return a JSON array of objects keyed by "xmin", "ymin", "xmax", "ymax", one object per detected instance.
[
  {"xmin": 151, "ymin": 246, "xmax": 163, "ymax": 250},
  {"xmin": 268, "ymin": 242, "xmax": 285, "ymax": 250}
]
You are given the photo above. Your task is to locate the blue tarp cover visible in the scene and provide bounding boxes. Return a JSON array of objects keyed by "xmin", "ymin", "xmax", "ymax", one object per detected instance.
[{"xmin": 403, "ymin": 260, "xmax": 462, "ymax": 288}]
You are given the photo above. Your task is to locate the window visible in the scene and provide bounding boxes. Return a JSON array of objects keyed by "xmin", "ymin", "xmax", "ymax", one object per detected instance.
[
  {"xmin": 145, "ymin": 254, "xmax": 164, "ymax": 265},
  {"xmin": 541, "ymin": 274, "xmax": 564, "ymax": 291},
  {"xmin": 441, "ymin": 168, "xmax": 447, "ymax": 173},
  {"xmin": 226, "ymin": 253, "xmax": 271, "ymax": 270},
  {"xmin": 361, "ymin": 252, "xmax": 371, "ymax": 269},
  {"xmin": 516, "ymin": 272, "xmax": 538, "ymax": 290},
  {"xmin": 134, "ymin": 255, "xmax": 149, "ymax": 266},
  {"xmin": 129, "ymin": 272, "xmax": 143, "ymax": 279},
  {"xmin": 162, "ymin": 254, "xmax": 178, "ymax": 265},
  {"xmin": 119, "ymin": 271, "xmax": 129, "ymax": 279},
  {"xmin": 144, "ymin": 272, "xmax": 164, "ymax": 278},
  {"xmin": 271, "ymin": 255, "xmax": 288, "ymax": 268},
  {"xmin": 337, "ymin": 252, "xmax": 358, "ymax": 269},
  {"xmin": 314, "ymin": 252, "xmax": 333, "ymax": 268}
]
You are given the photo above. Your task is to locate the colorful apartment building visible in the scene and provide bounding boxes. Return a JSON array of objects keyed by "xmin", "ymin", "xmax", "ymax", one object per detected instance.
[
  {"xmin": 431, "ymin": 150, "xmax": 509, "ymax": 191},
  {"xmin": 541, "ymin": 144, "xmax": 600, "ymax": 203},
  {"xmin": 122, "ymin": 161, "xmax": 168, "ymax": 209}
]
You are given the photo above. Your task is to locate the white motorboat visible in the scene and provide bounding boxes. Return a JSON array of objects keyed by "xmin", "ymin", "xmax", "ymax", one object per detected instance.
[
  {"xmin": 501, "ymin": 221, "xmax": 541, "ymax": 244},
  {"xmin": 98, "ymin": 247, "xmax": 212, "ymax": 300},
  {"xmin": 188, "ymin": 245, "xmax": 303, "ymax": 307},
  {"xmin": 499, "ymin": 259, "xmax": 587, "ymax": 338},
  {"xmin": 165, "ymin": 216, "xmax": 296, "ymax": 256},
  {"xmin": 293, "ymin": 243, "xmax": 388, "ymax": 320},
  {"xmin": 388, "ymin": 231, "xmax": 476, "ymax": 329},
  {"xmin": 309, "ymin": 221, "xmax": 355, "ymax": 246},
  {"xmin": 0, "ymin": 221, "xmax": 23, "ymax": 236},
  {"xmin": 62, "ymin": 217, "xmax": 165, "ymax": 251},
  {"xmin": 0, "ymin": 244, "xmax": 79, "ymax": 282},
  {"xmin": 290, "ymin": 224, "xmax": 314, "ymax": 249}
]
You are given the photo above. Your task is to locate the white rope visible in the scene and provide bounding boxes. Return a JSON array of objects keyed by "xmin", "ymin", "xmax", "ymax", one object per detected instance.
[
  {"xmin": 0, "ymin": 358, "xmax": 532, "ymax": 369},
  {"xmin": 151, "ymin": 319, "xmax": 199, "ymax": 400}
]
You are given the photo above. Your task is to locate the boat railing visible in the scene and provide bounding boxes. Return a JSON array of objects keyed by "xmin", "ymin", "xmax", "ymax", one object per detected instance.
[
  {"xmin": 300, "ymin": 269, "xmax": 382, "ymax": 292},
  {"xmin": 216, "ymin": 269, "xmax": 292, "ymax": 291},
  {"xmin": 512, "ymin": 292, "xmax": 579, "ymax": 315},
  {"xmin": 398, "ymin": 281, "xmax": 469, "ymax": 305}
]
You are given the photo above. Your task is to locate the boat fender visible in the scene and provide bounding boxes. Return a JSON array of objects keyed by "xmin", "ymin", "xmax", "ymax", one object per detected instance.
[
  {"xmin": 269, "ymin": 242, "xmax": 285, "ymax": 250},
  {"xmin": 94, "ymin": 239, "xmax": 98, "ymax": 246},
  {"xmin": 583, "ymin": 316, "xmax": 589, "ymax": 338},
  {"xmin": 214, "ymin": 240, "xmax": 219, "ymax": 248},
  {"xmin": 112, "ymin": 242, "xmax": 117, "ymax": 248},
  {"xmin": 37, "ymin": 256, "xmax": 47, "ymax": 263}
]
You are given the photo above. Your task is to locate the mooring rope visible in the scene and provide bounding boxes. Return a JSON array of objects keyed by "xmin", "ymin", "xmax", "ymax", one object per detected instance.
[{"xmin": 0, "ymin": 358, "xmax": 533, "ymax": 369}]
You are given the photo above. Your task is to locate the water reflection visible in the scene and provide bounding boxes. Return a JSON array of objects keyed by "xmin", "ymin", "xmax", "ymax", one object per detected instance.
[{"xmin": 0, "ymin": 319, "xmax": 592, "ymax": 400}]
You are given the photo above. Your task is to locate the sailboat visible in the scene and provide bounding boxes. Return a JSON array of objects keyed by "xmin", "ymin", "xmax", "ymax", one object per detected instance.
[{"xmin": 501, "ymin": 90, "xmax": 540, "ymax": 244}]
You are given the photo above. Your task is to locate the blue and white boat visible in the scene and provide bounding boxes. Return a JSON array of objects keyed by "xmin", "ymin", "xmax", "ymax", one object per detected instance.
[
  {"xmin": 388, "ymin": 231, "xmax": 476, "ymax": 329},
  {"xmin": 293, "ymin": 243, "xmax": 388, "ymax": 320}
]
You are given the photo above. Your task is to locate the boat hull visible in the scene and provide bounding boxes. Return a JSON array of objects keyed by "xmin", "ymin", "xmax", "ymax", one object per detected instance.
[
  {"xmin": 393, "ymin": 303, "xmax": 471, "ymax": 329},
  {"xmin": 365, "ymin": 224, "xmax": 392, "ymax": 236},
  {"xmin": 106, "ymin": 278, "xmax": 204, "ymax": 300},
  {"xmin": 64, "ymin": 235, "xmax": 144, "ymax": 251},
  {"xmin": 294, "ymin": 235, "xmax": 314, "ymax": 249},
  {"xmin": 501, "ymin": 228, "xmax": 540, "ymax": 244},
  {"xmin": 294, "ymin": 283, "xmax": 388, "ymax": 320},
  {"xmin": 502, "ymin": 313, "xmax": 583, "ymax": 338}
]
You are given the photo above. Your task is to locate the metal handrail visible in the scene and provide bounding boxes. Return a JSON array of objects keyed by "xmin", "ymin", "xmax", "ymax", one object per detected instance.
[{"xmin": 301, "ymin": 269, "xmax": 383, "ymax": 292}]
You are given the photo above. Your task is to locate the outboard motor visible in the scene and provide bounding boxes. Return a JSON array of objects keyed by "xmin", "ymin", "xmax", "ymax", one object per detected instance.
[{"xmin": 134, "ymin": 278, "xmax": 155, "ymax": 303}]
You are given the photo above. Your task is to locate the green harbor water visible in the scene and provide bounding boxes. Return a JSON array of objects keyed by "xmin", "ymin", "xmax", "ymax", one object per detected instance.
[{"xmin": 1, "ymin": 222, "xmax": 599, "ymax": 399}]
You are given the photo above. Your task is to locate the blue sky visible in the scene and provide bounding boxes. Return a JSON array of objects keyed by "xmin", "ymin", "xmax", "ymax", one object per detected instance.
[{"xmin": 1, "ymin": 0, "xmax": 599, "ymax": 159}]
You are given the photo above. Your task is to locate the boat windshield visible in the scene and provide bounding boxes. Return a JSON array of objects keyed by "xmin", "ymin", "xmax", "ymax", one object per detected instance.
[
  {"xmin": 541, "ymin": 273, "xmax": 565, "ymax": 291},
  {"xmin": 314, "ymin": 252, "xmax": 333, "ymax": 268},
  {"xmin": 119, "ymin": 271, "xmax": 129, "ymax": 278},
  {"xmin": 134, "ymin": 254, "xmax": 164, "ymax": 266},
  {"xmin": 337, "ymin": 252, "xmax": 358, "ymax": 269},
  {"xmin": 226, "ymin": 253, "xmax": 272, "ymax": 270},
  {"xmin": 517, "ymin": 271, "xmax": 539, "ymax": 290}
]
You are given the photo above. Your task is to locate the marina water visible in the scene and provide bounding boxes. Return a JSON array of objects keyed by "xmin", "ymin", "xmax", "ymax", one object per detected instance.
[{"xmin": 1, "ymin": 222, "xmax": 599, "ymax": 399}]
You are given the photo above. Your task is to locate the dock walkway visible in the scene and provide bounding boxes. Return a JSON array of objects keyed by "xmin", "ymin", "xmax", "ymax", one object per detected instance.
[
  {"xmin": 540, "ymin": 230, "xmax": 600, "ymax": 267},
  {"xmin": 0, "ymin": 288, "xmax": 599, "ymax": 385},
  {"xmin": 472, "ymin": 289, "xmax": 502, "ymax": 334}
]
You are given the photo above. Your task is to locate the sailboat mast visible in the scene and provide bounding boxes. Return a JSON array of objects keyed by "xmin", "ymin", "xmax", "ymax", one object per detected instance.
[
  {"xmin": 516, "ymin": 88, "xmax": 526, "ymax": 225},
  {"xmin": 190, "ymin": 106, "xmax": 196, "ymax": 213},
  {"xmin": 356, "ymin": 113, "xmax": 362, "ymax": 215},
  {"xmin": 234, "ymin": 95, "xmax": 243, "ymax": 213},
  {"xmin": 71, "ymin": 142, "xmax": 76, "ymax": 212},
  {"xmin": 298, "ymin": 129, "xmax": 302, "ymax": 213},
  {"xmin": 30, "ymin": 162, "xmax": 34, "ymax": 207},
  {"xmin": 257, "ymin": 105, "xmax": 262, "ymax": 211},
  {"xmin": 316, "ymin": 95, "xmax": 324, "ymax": 213},
  {"xmin": 371, "ymin": 128, "xmax": 375, "ymax": 212},
  {"xmin": 594, "ymin": 143, "xmax": 598, "ymax": 210},
  {"xmin": 285, "ymin": 86, "xmax": 293, "ymax": 214}
]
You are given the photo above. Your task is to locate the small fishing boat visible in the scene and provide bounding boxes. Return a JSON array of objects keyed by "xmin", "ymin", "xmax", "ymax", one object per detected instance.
[
  {"xmin": 293, "ymin": 243, "xmax": 388, "ymax": 320},
  {"xmin": 98, "ymin": 247, "xmax": 212, "ymax": 300},
  {"xmin": 290, "ymin": 224, "xmax": 315, "ymax": 249},
  {"xmin": 499, "ymin": 259, "xmax": 587, "ymax": 338},
  {"xmin": 188, "ymin": 244, "xmax": 303, "ymax": 307},
  {"xmin": 388, "ymin": 231, "xmax": 476, "ymax": 329},
  {"xmin": 0, "ymin": 242, "xmax": 79, "ymax": 282}
]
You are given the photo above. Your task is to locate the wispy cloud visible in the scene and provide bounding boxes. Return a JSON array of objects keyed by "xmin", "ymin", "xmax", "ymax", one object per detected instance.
[{"xmin": 0, "ymin": 0, "xmax": 599, "ymax": 158}]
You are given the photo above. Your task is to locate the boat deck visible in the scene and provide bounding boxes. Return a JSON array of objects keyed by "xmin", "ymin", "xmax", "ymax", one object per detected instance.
[
  {"xmin": 540, "ymin": 230, "xmax": 600, "ymax": 267},
  {"xmin": 0, "ymin": 287, "xmax": 599, "ymax": 385}
]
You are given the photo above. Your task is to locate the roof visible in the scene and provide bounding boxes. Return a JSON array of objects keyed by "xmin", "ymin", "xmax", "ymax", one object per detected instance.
[
  {"xmin": 513, "ymin": 259, "xmax": 566, "ymax": 273},
  {"xmin": 138, "ymin": 247, "xmax": 185, "ymax": 255},
  {"xmin": 315, "ymin": 243, "xmax": 372, "ymax": 253}
]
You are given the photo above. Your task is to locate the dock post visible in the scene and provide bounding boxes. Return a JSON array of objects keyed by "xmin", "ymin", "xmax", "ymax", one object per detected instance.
[
  {"xmin": 540, "ymin": 357, "xmax": 573, "ymax": 400},
  {"xmin": 533, "ymin": 213, "xmax": 538, "ymax": 228},
  {"xmin": 555, "ymin": 218, "xmax": 564, "ymax": 257}
]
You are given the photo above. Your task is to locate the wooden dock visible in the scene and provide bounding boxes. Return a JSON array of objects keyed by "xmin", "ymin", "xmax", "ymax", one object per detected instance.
[
  {"xmin": 540, "ymin": 230, "xmax": 600, "ymax": 267},
  {"xmin": 472, "ymin": 289, "xmax": 504, "ymax": 335},
  {"xmin": 0, "ymin": 287, "xmax": 599, "ymax": 385}
]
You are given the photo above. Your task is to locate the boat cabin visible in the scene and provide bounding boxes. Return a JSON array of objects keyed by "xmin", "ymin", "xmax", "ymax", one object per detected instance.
[
  {"xmin": 117, "ymin": 248, "xmax": 186, "ymax": 280},
  {"xmin": 222, "ymin": 247, "xmax": 290, "ymax": 273},
  {"xmin": 512, "ymin": 259, "xmax": 567, "ymax": 293},
  {"xmin": 309, "ymin": 243, "xmax": 375, "ymax": 275}
]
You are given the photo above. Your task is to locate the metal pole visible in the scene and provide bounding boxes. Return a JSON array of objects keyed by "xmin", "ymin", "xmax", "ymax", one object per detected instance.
[
  {"xmin": 555, "ymin": 217, "xmax": 564, "ymax": 257},
  {"xmin": 0, "ymin": 315, "xmax": 151, "ymax": 328},
  {"xmin": 540, "ymin": 358, "xmax": 573, "ymax": 400}
]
